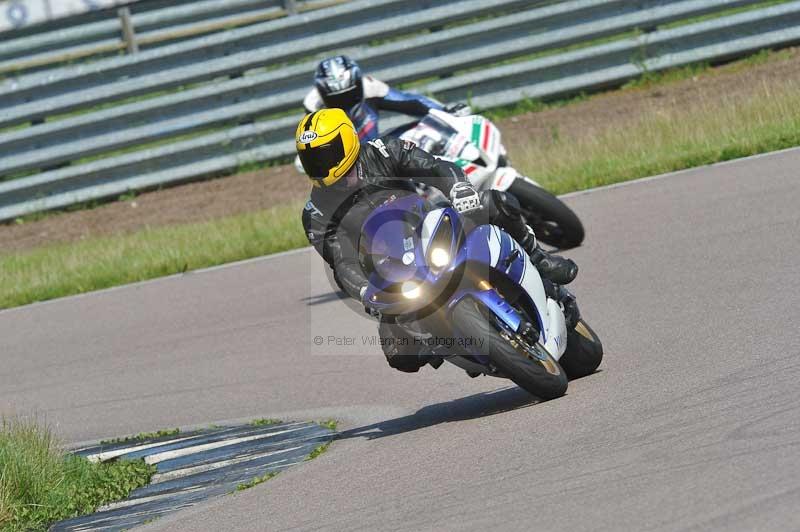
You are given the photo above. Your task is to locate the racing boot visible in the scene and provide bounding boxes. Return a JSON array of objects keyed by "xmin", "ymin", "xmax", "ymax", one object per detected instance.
[
  {"xmin": 542, "ymin": 281, "xmax": 581, "ymax": 330},
  {"xmin": 519, "ymin": 227, "xmax": 578, "ymax": 285},
  {"xmin": 556, "ymin": 285, "xmax": 581, "ymax": 330},
  {"xmin": 478, "ymin": 189, "xmax": 578, "ymax": 285},
  {"xmin": 378, "ymin": 320, "xmax": 431, "ymax": 373}
]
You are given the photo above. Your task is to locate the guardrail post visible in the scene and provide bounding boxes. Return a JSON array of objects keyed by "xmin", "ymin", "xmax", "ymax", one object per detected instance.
[
  {"xmin": 118, "ymin": 7, "xmax": 139, "ymax": 54},
  {"xmin": 282, "ymin": 0, "xmax": 298, "ymax": 15}
]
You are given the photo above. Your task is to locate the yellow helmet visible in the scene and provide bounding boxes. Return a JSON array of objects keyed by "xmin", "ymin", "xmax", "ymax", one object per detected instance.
[{"xmin": 295, "ymin": 108, "xmax": 360, "ymax": 187}]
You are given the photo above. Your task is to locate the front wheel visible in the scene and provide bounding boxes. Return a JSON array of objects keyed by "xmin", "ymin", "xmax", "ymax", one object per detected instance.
[
  {"xmin": 452, "ymin": 297, "xmax": 567, "ymax": 400},
  {"xmin": 509, "ymin": 179, "xmax": 584, "ymax": 249}
]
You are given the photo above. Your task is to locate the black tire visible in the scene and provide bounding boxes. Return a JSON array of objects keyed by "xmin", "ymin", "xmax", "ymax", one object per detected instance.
[
  {"xmin": 559, "ymin": 319, "xmax": 603, "ymax": 380},
  {"xmin": 452, "ymin": 297, "xmax": 568, "ymax": 400},
  {"xmin": 332, "ymin": 267, "xmax": 346, "ymax": 294},
  {"xmin": 509, "ymin": 179, "xmax": 584, "ymax": 249}
]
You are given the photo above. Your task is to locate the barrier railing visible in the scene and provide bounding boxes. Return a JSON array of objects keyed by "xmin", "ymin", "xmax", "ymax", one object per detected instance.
[{"xmin": 0, "ymin": 0, "xmax": 141, "ymax": 34}]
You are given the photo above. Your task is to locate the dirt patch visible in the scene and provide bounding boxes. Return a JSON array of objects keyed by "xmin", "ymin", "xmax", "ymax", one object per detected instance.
[
  {"xmin": 2, "ymin": 48, "xmax": 800, "ymax": 254},
  {"xmin": 0, "ymin": 165, "xmax": 308, "ymax": 253},
  {"xmin": 499, "ymin": 48, "xmax": 800, "ymax": 154}
]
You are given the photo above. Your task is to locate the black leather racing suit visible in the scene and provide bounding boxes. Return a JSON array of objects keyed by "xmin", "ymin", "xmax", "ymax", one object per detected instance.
[{"xmin": 302, "ymin": 136, "xmax": 533, "ymax": 302}]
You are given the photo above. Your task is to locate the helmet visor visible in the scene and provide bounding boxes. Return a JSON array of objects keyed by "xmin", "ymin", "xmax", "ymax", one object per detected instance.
[
  {"xmin": 320, "ymin": 84, "xmax": 363, "ymax": 112},
  {"xmin": 298, "ymin": 133, "xmax": 346, "ymax": 180}
]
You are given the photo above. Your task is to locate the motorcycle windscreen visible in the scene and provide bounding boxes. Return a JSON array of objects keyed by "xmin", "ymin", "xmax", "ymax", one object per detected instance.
[{"xmin": 405, "ymin": 115, "xmax": 459, "ymax": 156}]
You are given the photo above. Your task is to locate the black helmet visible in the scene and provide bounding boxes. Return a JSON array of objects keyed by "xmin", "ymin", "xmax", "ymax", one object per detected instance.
[{"xmin": 314, "ymin": 55, "xmax": 364, "ymax": 111}]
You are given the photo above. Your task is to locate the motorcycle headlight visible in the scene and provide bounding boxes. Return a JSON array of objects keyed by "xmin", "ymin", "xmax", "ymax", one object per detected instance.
[
  {"xmin": 401, "ymin": 281, "xmax": 422, "ymax": 299},
  {"xmin": 429, "ymin": 247, "xmax": 450, "ymax": 268},
  {"xmin": 426, "ymin": 215, "xmax": 454, "ymax": 273}
]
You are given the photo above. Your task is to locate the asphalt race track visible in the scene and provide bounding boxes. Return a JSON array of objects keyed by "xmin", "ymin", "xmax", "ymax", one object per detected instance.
[{"xmin": 3, "ymin": 148, "xmax": 800, "ymax": 531}]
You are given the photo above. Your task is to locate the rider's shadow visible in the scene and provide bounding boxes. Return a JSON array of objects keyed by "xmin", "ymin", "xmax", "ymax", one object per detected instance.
[
  {"xmin": 302, "ymin": 291, "xmax": 346, "ymax": 306},
  {"xmin": 335, "ymin": 386, "xmax": 541, "ymax": 442}
]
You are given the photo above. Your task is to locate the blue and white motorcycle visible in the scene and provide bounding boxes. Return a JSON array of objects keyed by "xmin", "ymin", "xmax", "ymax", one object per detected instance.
[{"xmin": 359, "ymin": 190, "xmax": 602, "ymax": 399}]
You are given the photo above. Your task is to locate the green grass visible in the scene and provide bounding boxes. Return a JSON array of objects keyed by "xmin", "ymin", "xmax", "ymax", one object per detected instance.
[
  {"xmin": 234, "ymin": 472, "xmax": 277, "ymax": 492},
  {"xmin": 516, "ymin": 76, "xmax": 800, "ymax": 194},
  {"xmin": 250, "ymin": 418, "xmax": 282, "ymax": 427},
  {"xmin": 316, "ymin": 419, "xmax": 338, "ymax": 431},
  {"xmin": 306, "ymin": 442, "xmax": 331, "ymax": 461},
  {"xmin": 621, "ymin": 61, "xmax": 711, "ymax": 90},
  {"xmin": 0, "ymin": 417, "xmax": 155, "ymax": 531},
  {"xmin": 99, "ymin": 428, "xmax": 180, "ymax": 446},
  {"xmin": 0, "ymin": 202, "xmax": 306, "ymax": 310},
  {"xmin": 306, "ymin": 420, "xmax": 337, "ymax": 460},
  {"xmin": 620, "ymin": 48, "xmax": 797, "ymax": 91},
  {"xmin": 658, "ymin": 0, "xmax": 793, "ymax": 30}
]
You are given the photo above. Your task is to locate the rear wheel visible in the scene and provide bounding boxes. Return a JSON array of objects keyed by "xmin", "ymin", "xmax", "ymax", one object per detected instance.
[
  {"xmin": 452, "ymin": 297, "xmax": 567, "ymax": 400},
  {"xmin": 559, "ymin": 319, "xmax": 603, "ymax": 380},
  {"xmin": 509, "ymin": 179, "xmax": 584, "ymax": 249}
]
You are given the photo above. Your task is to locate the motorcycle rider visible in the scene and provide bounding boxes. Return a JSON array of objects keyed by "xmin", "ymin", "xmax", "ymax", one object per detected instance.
[
  {"xmin": 298, "ymin": 109, "xmax": 578, "ymax": 373},
  {"xmin": 303, "ymin": 55, "xmax": 470, "ymax": 142}
]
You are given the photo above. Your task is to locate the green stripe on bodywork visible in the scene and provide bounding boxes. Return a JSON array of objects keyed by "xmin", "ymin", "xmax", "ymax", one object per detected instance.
[
  {"xmin": 471, "ymin": 119, "xmax": 481, "ymax": 145},
  {"xmin": 454, "ymin": 159, "xmax": 468, "ymax": 168}
]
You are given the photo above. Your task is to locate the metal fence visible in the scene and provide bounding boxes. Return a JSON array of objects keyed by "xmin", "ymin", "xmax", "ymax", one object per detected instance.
[
  {"xmin": 1, "ymin": 0, "xmax": 799, "ymax": 221},
  {"xmin": 0, "ymin": 0, "xmax": 142, "ymax": 34},
  {"xmin": 0, "ymin": 0, "xmax": 340, "ymax": 74}
]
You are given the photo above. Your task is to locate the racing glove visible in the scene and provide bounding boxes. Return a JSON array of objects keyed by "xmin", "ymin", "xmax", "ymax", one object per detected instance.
[
  {"xmin": 444, "ymin": 102, "xmax": 472, "ymax": 117},
  {"xmin": 450, "ymin": 182, "xmax": 482, "ymax": 214}
]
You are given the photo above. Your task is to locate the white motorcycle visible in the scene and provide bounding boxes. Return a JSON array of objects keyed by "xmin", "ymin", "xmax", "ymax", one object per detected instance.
[{"xmin": 392, "ymin": 109, "xmax": 585, "ymax": 249}]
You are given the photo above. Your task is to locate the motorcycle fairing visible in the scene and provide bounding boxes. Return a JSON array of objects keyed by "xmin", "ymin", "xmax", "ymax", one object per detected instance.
[
  {"xmin": 398, "ymin": 110, "xmax": 515, "ymax": 194},
  {"xmin": 449, "ymin": 224, "xmax": 568, "ymax": 360},
  {"xmin": 360, "ymin": 195, "xmax": 567, "ymax": 360}
]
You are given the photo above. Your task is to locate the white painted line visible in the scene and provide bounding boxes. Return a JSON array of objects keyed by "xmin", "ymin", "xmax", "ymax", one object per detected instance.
[
  {"xmin": 143, "ymin": 426, "xmax": 307, "ymax": 465},
  {"xmin": 85, "ymin": 435, "xmax": 198, "ymax": 463},
  {"xmin": 150, "ymin": 445, "xmax": 304, "ymax": 484},
  {"xmin": 97, "ymin": 486, "xmax": 207, "ymax": 512}
]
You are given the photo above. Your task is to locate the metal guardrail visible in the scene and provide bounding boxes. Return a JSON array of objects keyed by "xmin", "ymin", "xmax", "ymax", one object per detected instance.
[
  {"xmin": 0, "ymin": 0, "xmax": 141, "ymax": 34},
  {"xmin": 1, "ymin": 0, "xmax": 799, "ymax": 221},
  {"xmin": 0, "ymin": 0, "xmax": 341, "ymax": 75}
]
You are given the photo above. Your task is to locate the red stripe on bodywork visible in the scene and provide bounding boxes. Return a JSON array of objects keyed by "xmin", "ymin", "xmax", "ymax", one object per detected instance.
[
  {"xmin": 358, "ymin": 119, "xmax": 376, "ymax": 139},
  {"xmin": 481, "ymin": 123, "xmax": 491, "ymax": 151}
]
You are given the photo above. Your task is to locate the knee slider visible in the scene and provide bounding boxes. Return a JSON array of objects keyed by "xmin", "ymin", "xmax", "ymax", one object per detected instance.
[
  {"xmin": 478, "ymin": 190, "xmax": 500, "ymax": 220},
  {"xmin": 495, "ymin": 190, "xmax": 523, "ymax": 218},
  {"xmin": 481, "ymin": 189, "xmax": 522, "ymax": 218}
]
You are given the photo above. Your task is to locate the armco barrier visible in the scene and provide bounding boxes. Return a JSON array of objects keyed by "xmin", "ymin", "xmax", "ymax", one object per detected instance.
[
  {"xmin": 0, "ymin": 0, "xmax": 799, "ymax": 221},
  {"xmin": 0, "ymin": 0, "xmax": 322, "ymax": 70},
  {"xmin": 0, "ymin": 0, "xmax": 141, "ymax": 34}
]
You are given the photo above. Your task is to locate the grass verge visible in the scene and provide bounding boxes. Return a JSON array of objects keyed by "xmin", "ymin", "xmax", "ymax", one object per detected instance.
[
  {"xmin": 0, "ymin": 417, "xmax": 155, "ymax": 531},
  {"xmin": 317, "ymin": 419, "xmax": 338, "ymax": 431},
  {"xmin": 99, "ymin": 428, "xmax": 181, "ymax": 445},
  {"xmin": 517, "ymin": 76, "xmax": 800, "ymax": 194},
  {"xmin": 0, "ymin": 202, "xmax": 306, "ymax": 310},
  {"xmin": 235, "ymin": 472, "xmax": 277, "ymax": 492},
  {"xmin": 250, "ymin": 418, "xmax": 283, "ymax": 427}
]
